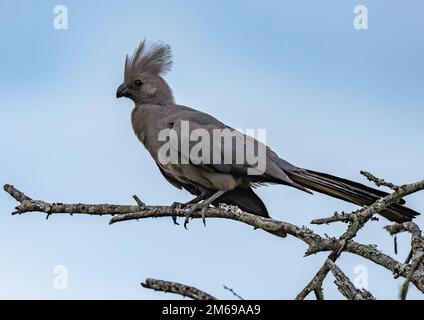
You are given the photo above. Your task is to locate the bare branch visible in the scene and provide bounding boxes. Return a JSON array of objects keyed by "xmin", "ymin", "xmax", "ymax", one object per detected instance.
[
  {"xmin": 311, "ymin": 210, "xmax": 362, "ymax": 225},
  {"xmin": 360, "ymin": 171, "xmax": 400, "ymax": 191},
  {"xmin": 384, "ymin": 222, "xmax": 422, "ymax": 238},
  {"xmin": 385, "ymin": 222, "xmax": 424, "ymax": 299},
  {"xmin": 326, "ymin": 260, "xmax": 375, "ymax": 300},
  {"xmin": 313, "ymin": 287, "xmax": 324, "ymax": 300},
  {"xmin": 5, "ymin": 184, "xmax": 324, "ymax": 243},
  {"xmin": 223, "ymin": 285, "xmax": 244, "ymax": 300},
  {"xmin": 296, "ymin": 176, "xmax": 424, "ymax": 300},
  {"xmin": 141, "ymin": 278, "xmax": 216, "ymax": 300},
  {"xmin": 4, "ymin": 177, "xmax": 424, "ymax": 298},
  {"xmin": 6, "ymin": 184, "xmax": 401, "ymax": 272},
  {"xmin": 4, "ymin": 184, "xmax": 32, "ymax": 203},
  {"xmin": 401, "ymin": 253, "xmax": 424, "ymax": 300},
  {"xmin": 4, "ymin": 184, "xmax": 142, "ymax": 217},
  {"xmin": 132, "ymin": 194, "xmax": 145, "ymax": 208}
]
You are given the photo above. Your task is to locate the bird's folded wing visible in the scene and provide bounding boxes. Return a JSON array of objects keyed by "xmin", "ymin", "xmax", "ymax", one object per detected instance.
[{"xmin": 168, "ymin": 111, "xmax": 296, "ymax": 186}]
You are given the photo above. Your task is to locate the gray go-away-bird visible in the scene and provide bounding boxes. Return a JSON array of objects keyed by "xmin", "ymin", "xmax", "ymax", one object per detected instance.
[{"xmin": 116, "ymin": 40, "xmax": 419, "ymax": 227}]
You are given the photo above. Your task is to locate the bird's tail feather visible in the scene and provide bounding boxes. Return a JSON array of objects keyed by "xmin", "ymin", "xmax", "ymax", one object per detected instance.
[
  {"xmin": 214, "ymin": 187, "xmax": 269, "ymax": 217},
  {"xmin": 287, "ymin": 169, "xmax": 419, "ymax": 223}
]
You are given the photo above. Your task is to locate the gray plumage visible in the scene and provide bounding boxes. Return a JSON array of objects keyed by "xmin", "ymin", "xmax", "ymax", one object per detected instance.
[{"xmin": 116, "ymin": 40, "xmax": 419, "ymax": 225}]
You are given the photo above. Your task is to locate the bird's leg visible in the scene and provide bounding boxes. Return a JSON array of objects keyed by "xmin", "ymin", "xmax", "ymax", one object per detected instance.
[
  {"xmin": 171, "ymin": 194, "xmax": 208, "ymax": 209},
  {"xmin": 171, "ymin": 192, "xmax": 212, "ymax": 225},
  {"xmin": 184, "ymin": 190, "xmax": 227, "ymax": 228}
]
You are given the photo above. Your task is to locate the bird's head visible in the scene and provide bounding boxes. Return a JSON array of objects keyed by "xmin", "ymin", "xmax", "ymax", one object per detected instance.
[{"xmin": 116, "ymin": 40, "xmax": 175, "ymax": 105}]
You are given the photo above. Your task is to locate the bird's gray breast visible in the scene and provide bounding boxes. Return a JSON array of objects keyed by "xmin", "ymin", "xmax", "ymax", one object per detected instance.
[
  {"xmin": 131, "ymin": 104, "xmax": 169, "ymax": 159},
  {"xmin": 131, "ymin": 104, "xmax": 240, "ymax": 191}
]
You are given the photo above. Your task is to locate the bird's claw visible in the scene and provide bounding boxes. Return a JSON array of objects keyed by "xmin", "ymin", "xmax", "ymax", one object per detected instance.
[
  {"xmin": 172, "ymin": 217, "xmax": 179, "ymax": 225},
  {"xmin": 171, "ymin": 202, "xmax": 185, "ymax": 225},
  {"xmin": 183, "ymin": 203, "xmax": 209, "ymax": 229},
  {"xmin": 183, "ymin": 216, "xmax": 191, "ymax": 229}
]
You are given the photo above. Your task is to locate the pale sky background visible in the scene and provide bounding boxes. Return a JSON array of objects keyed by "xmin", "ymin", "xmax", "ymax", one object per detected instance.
[{"xmin": 0, "ymin": 0, "xmax": 423, "ymax": 299}]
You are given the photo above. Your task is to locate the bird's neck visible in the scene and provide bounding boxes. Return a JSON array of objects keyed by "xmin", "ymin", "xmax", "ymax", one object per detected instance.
[{"xmin": 137, "ymin": 94, "xmax": 174, "ymax": 105}]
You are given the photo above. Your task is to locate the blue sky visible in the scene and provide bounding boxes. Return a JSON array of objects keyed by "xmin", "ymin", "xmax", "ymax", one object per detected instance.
[{"xmin": 0, "ymin": 0, "xmax": 423, "ymax": 299}]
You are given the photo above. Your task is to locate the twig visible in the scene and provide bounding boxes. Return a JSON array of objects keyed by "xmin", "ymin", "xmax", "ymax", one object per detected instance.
[
  {"xmin": 326, "ymin": 260, "xmax": 375, "ymax": 300},
  {"xmin": 223, "ymin": 285, "xmax": 244, "ymax": 300},
  {"xmin": 360, "ymin": 171, "xmax": 400, "ymax": 191},
  {"xmin": 385, "ymin": 222, "xmax": 424, "ymax": 299},
  {"xmin": 4, "ymin": 184, "xmax": 142, "ymax": 217},
  {"xmin": 132, "ymin": 194, "xmax": 145, "ymax": 208},
  {"xmin": 141, "ymin": 278, "xmax": 216, "ymax": 300},
  {"xmin": 401, "ymin": 253, "xmax": 424, "ymax": 300},
  {"xmin": 405, "ymin": 249, "xmax": 413, "ymax": 264},
  {"xmin": 384, "ymin": 222, "xmax": 422, "ymax": 238},
  {"xmin": 311, "ymin": 210, "xmax": 361, "ymax": 225}
]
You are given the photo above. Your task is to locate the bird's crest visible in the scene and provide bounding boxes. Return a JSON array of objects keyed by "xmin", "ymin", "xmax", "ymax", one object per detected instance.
[{"xmin": 124, "ymin": 40, "xmax": 173, "ymax": 81}]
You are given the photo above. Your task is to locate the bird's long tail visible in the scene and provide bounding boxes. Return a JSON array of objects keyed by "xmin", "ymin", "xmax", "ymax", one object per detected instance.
[{"xmin": 287, "ymin": 169, "xmax": 419, "ymax": 223}]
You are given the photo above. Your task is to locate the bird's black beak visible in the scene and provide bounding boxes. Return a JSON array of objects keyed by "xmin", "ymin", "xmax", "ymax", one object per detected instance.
[{"xmin": 116, "ymin": 83, "xmax": 129, "ymax": 98}]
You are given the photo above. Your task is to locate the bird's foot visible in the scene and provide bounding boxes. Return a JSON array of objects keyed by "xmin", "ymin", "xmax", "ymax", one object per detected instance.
[
  {"xmin": 183, "ymin": 202, "xmax": 210, "ymax": 229},
  {"xmin": 170, "ymin": 202, "xmax": 186, "ymax": 225},
  {"xmin": 171, "ymin": 202, "xmax": 186, "ymax": 209}
]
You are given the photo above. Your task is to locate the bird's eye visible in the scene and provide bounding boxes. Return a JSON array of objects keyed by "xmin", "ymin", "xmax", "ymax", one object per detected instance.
[{"xmin": 134, "ymin": 79, "xmax": 143, "ymax": 87}]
